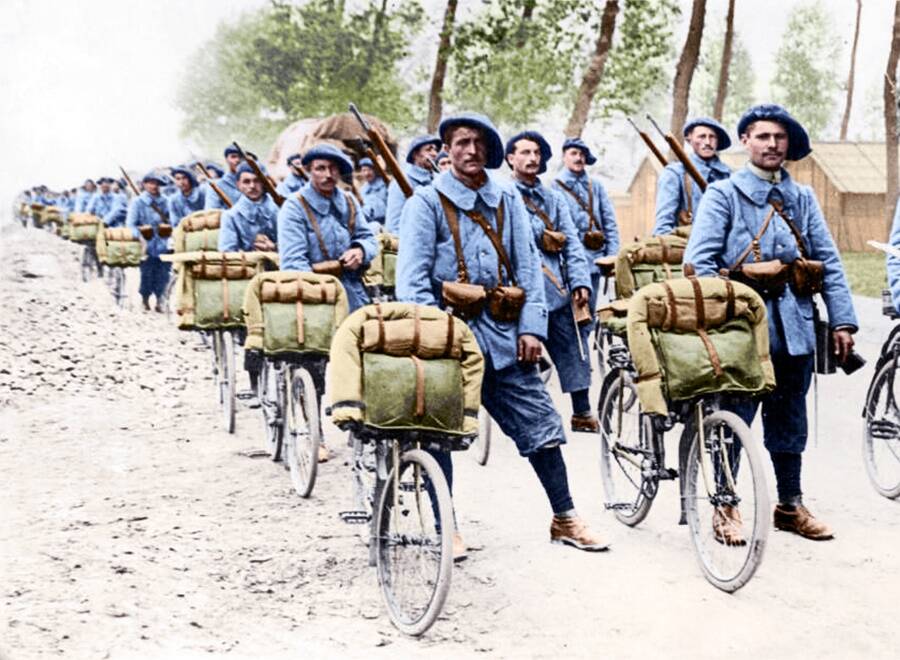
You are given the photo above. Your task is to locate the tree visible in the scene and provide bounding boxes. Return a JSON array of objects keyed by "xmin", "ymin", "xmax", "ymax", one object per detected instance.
[
  {"xmin": 840, "ymin": 0, "xmax": 863, "ymax": 141},
  {"xmin": 689, "ymin": 27, "xmax": 755, "ymax": 131},
  {"xmin": 669, "ymin": 0, "xmax": 707, "ymax": 138},
  {"xmin": 770, "ymin": 2, "xmax": 842, "ymax": 139},
  {"xmin": 565, "ymin": 0, "xmax": 619, "ymax": 137},
  {"xmin": 712, "ymin": 0, "xmax": 735, "ymax": 122},
  {"xmin": 427, "ymin": 0, "xmax": 458, "ymax": 133},
  {"xmin": 885, "ymin": 0, "xmax": 900, "ymax": 227}
]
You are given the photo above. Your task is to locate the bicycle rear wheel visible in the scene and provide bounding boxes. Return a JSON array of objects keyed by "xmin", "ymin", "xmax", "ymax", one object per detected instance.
[
  {"xmin": 598, "ymin": 370, "xmax": 654, "ymax": 526},
  {"xmin": 683, "ymin": 409, "xmax": 769, "ymax": 592},
  {"xmin": 110, "ymin": 268, "xmax": 126, "ymax": 308},
  {"xmin": 284, "ymin": 367, "xmax": 321, "ymax": 498},
  {"xmin": 259, "ymin": 360, "xmax": 284, "ymax": 461},
  {"xmin": 81, "ymin": 246, "xmax": 98, "ymax": 283},
  {"xmin": 863, "ymin": 360, "xmax": 900, "ymax": 499},
  {"xmin": 473, "ymin": 408, "xmax": 492, "ymax": 466},
  {"xmin": 375, "ymin": 448, "xmax": 453, "ymax": 636},
  {"xmin": 216, "ymin": 330, "xmax": 236, "ymax": 434}
]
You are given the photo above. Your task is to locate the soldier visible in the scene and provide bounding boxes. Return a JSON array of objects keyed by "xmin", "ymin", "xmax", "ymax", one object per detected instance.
[
  {"xmin": 384, "ymin": 134, "xmax": 441, "ymax": 234},
  {"xmin": 218, "ymin": 163, "xmax": 279, "ymax": 252},
  {"xmin": 396, "ymin": 113, "xmax": 609, "ymax": 552},
  {"xmin": 359, "ymin": 157, "xmax": 387, "ymax": 227},
  {"xmin": 553, "ymin": 138, "xmax": 620, "ymax": 313},
  {"xmin": 684, "ymin": 104, "xmax": 858, "ymax": 542},
  {"xmin": 74, "ymin": 179, "xmax": 97, "ymax": 212},
  {"xmin": 506, "ymin": 130, "xmax": 598, "ymax": 433},
  {"xmin": 277, "ymin": 143, "xmax": 377, "ymax": 313},
  {"xmin": 86, "ymin": 178, "xmax": 120, "ymax": 219},
  {"xmin": 653, "ymin": 117, "xmax": 732, "ymax": 236},
  {"xmin": 126, "ymin": 172, "xmax": 172, "ymax": 312},
  {"xmin": 436, "ymin": 150, "xmax": 451, "ymax": 172},
  {"xmin": 203, "ymin": 146, "xmax": 242, "ymax": 209},
  {"xmin": 276, "ymin": 153, "xmax": 306, "ymax": 197},
  {"xmin": 167, "ymin": 166, "xmax": 206, "ymax": 225}
]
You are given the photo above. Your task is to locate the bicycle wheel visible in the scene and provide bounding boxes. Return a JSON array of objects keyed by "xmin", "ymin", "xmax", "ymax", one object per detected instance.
[
  {"xmin": 473, "ymin": 408, "xmax": 492, "ymax": 466},
  {"xmin": 80, "ymin": 246, "xmax": 97, "ymax": 283},
  {"xmin": 216, "ymin": 330, "xmax": 236, "ymax": 434},
  {"xmin": 598, "ymin": 370, "xmax": 654, "ymax": 526},
  {"xmin": 259, "ymin": 360, "xmax": 284, "ymax": 461},
  {"xmin": 284, "ymin": 367, "xmax": 321, "ymax": 498},
  {"xmin": 110, "ymin": 268, "xmax": 126, "ymax": 308},
  {"xmin": 863, "ymin": 360, "xmax": 900, "ymax": 499},
  {"xmin": 594, "ymin": 321, "xmax": 609, "ymax": 384},
  {"xmin": 375, "ymin": 448, "xmax": 453, "ymax": 636},
  {"xmin": 683, "ymin": 409, "xmax": 769, "ymax": 592}
]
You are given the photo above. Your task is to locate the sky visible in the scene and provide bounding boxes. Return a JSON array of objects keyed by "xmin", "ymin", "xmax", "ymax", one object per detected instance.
[{"xmin": 1, "ymin": 0, "xmax": 897, "ymax": 206}]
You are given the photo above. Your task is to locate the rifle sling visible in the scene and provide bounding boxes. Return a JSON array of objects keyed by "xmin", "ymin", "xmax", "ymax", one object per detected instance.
[
  {"xmin": 555, "ymin": 179, "xmax": 597, "ymax": 232},
  {"xmin": 297, "ymin": 192, "xmax": 358, "ymax": 262},
  {"xmin": 522, "ymin": 194, "xmax": 556, "ymax": 231},
  {"xmin": 437, "ymin": 192, "xmax": 513, "ymax": 286}
]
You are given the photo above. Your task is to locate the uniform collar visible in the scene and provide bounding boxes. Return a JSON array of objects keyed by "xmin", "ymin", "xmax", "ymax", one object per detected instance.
[
  {"xmin": 690, "ymin": 151, "xmax": 730, "ymax": 177},
  {"xmin": 363, "ymin": 178, "xmax": 385, "ymax": 192},
  {"xmin": 557, "ymin": 167, "xmax": 588, "ymax": 187},
  {"xmin": 514, "ymin": 177, "xmax": 546, "ymax": 202},
  {"xmin": 732, "ymin": 165, "xmax": 798, "ymax": 208},
  {"xmin": 433, "ymin": 169, "xmax": 502, "ymax": 211},
  {"xmin": 406, "ymin": 163, "xmax": 433, "ymax": 186},
  {"xmin": 299, "ymin": 182, "xmax": 347, "ymax": 215}
]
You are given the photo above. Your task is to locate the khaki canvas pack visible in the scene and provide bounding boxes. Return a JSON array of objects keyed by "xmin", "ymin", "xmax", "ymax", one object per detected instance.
[
  {"xmin": 330, "ymin": 302, "xmax": 484, "ymax": 436},
  {"xmin": 615, "ymin": 233, "xmax": 687, "ymax": 300},
  {"xmin": 626, "ymin": 276, "xmax": 775, "ymax": 415},
  {"xmin": 173, "ymin": 210, "xmax": 222, "ymax": 254},
  {"xmin": 362, "ymin": 232, "xmax": 399, "ymax": 288},
  {"xmin": 96, "ymin": 227, "xmax": 142, "ymax": 267},
  {"xmin": 243, "ymin": 271, "xmax": 349, "ymax": 356},
  {"xmin": 68, "ymin": 213, "xmax": 101, "ymax": 243}
]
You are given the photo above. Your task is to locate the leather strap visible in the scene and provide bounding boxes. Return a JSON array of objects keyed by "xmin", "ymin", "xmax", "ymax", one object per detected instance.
[
  {"xmin": 374, "ymin": 303, "xmax": 386, "ymax": 352},
  {"xmin": 443, "ymin": 315, "xmax": 454, "ymax": 358},
  {"xmin": 662, "ymin": 281, "xmax": 677, "ymax": 331},
  {"xmin": 689, "ymin": 276, "xmax": 724, "ymax": 378},
  {"xmin": 410, "ymin": 355, "xmax": 425, "ymax": 417},
  {"xmin": 522, "ymin": 194, "xmax": 555, "ymax": 231},
  {"xmin": 730, "ymin": 206, "xmax": 777, "ymax": 271},
  {"xmin": 689, "ymin": 276, "xmax": 706, "ymax": 330},
  {"xmin": 295, "ymin": 281, "xmax": 305, "ymax": 345},
  {"xmin": 725, "ymin": 279, "xmax": 735, "ymax": 320},
  {"xmin": 542, "ymin": 265, "xmax": 567, "ymax": 295},
  {"xmin": 298, "ymin": 196, "xmax": 331, "ymax": 260},
  {"xmin": 437, "ymin": 193, "xmax": 469, "ymax": 283},
  {"xmin": 555, "ymin": 179, "xmax": 597, "ymax": 231},
  {"xmin": 465, "ymin": 202, "xmax": 516, "ymax": 286},
  {"xmin": 412, "ymin": 306, "xmax": 421, "ymax": 355},
  {"xmin": 769, "ymin": 200, "xmax": 809, "ymax": 258}
]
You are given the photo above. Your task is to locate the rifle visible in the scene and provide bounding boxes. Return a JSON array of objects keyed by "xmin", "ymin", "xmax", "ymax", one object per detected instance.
[
  {"xmin": 119, "ymin": 165, "xmax": 168, "ymax": 221},
  {"xmin": 349, "ymin": 103, "xmax": 413, "ymax": 198},
  {"xmin": 646, "ymin": 115, "xmax": 707, "ymax": 192},
  {"xmin": 353, "ymin": 138, "xmax": 391, "ymax": 183},
  {"xmin": 192, "ymin": 162, "xmax": 233, "ymax": 209},
  {"xmin": 232, "ymin": 142, "xmax": 285, "ymax": 206},
  {"xmin": 627, "ymin": 117, "xmax": 668, "ymax": 168}
]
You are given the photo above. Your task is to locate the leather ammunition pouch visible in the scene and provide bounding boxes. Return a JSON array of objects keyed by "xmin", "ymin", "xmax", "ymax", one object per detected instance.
[
  {"xmin": 312, "ymin": 260, "xmax": 344, "ymax": 278},
  {"xmin": 677, "ymin": 209, "xmax": 693, "ymax": 227},
  {"xmin": 726, "ymin": 260, "xmax": 790, "ymax": 300},
  {"xmin": 582, "ymin": 230, "xmax": 606, "ymax": 251},
  {"xmin": 441, "ymin": 281, "xmax": 487, "ymax": 320},
  {"xmin": 790, "ymin": 257, "xmax": 824, "ymax": 297},
  {"xmin": 157, "ymin": 223, "xmax": 173, "ymax": 239},
  {"xmin": 138, "ymin": 225, "xmax": 154, "ymax": 240},
  {"xmin": 487, "ymin": 285, "xmax": 526, "ymax": 323},
  {"xmin": 541, "ymin": 229, "xmax": 567, "ymax": 254}
]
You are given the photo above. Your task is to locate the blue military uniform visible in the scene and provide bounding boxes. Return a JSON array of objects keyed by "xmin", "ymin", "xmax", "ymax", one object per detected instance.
[
  {"xmin": 126, "ymin": 173, "xmax": 172, "ymax": 303},
  {"xmin": 359, "ymin": 158, "xmax": 388, "ymax": 226},
  {"xmin": 86, "ymin": 182, "xmax": 121, "ymax": 219},
  {"xmin": 384, "ymin": 135, "xmax": 442, "ymax": 234},
  {"xmin": 277, "ymin": 145, "xmax": 377, "ymax": 312},
  {"xmin": 653, "ymin": 117, "xmax": 732, "ymax": 235},
  {"xmin": 74, "ymin": 181, "xmax": 96, "ymax": 212},
  {"xmin": 167, "ymin": 167, "xmax": 206, "ymax": 226},
  {"xmin": 204, "ymin": 148, "xmax": 242, "ymax": 210},
  {"xmin": 103, "ymin": 199, "xmax": 128, "ymax": 228},
  {"xmin": 684, "ymin": 104, "xmax": 857, "ymax": 507},
  {"xmin": 887, "ymin": 202, "xmax": 900, "ymax": 313},
  {"xmin": 553, "ymin": 139, "xmax": 620, "ymax": 312},
  {"xmin": 276, "ymin": 154, "xmax": 306, "ymax": 197},
  {"xmin": 218, "ymin": 192, "xmax": 279, "ymax": 252}
]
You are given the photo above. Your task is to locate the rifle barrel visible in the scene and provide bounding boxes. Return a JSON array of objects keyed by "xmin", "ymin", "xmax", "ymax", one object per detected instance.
[
  {"xmin": 646, "ymin": 115, "xmax": 707, "ymax": 191},
  {"xmin": 626, "ymin": 118, "xmax": 668, "ymax": 168},
  {"xmin": 349, "ymin": 103, "xmax": 412, "ymax": 198},
  {"xmin": 233, "ymin": 142, "xmax": 285, "ymax": 206}
]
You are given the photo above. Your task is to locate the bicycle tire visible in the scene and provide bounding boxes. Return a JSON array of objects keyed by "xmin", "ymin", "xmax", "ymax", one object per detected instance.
[
  {"xmin": 598, "ymin": 370, "xmax": 654, "ymax": 526},
  {"xmin": 80, "ymin": 246, "xmax": 97, "ymax": 283},
  {"xmin": 683, "ymin": 409, "xmax": 769, "ymax": 592},
  {"xmin": 375, "ymin": 448, "xmax": 453, "ymax": 637},
  {"xmin": 219, "ymin": 331, "xmax": 236, "ymax": 434},
  {"xmin": 862, "ymin": 359, "xmax": 900, "ymax": 499},
  {"xmin": 284, "ymin": 367, "xmax": 321, "ymax": 498},
  {"xmin": 474, "ymin": 408, "xmax": 492, "ymax": 466},
  {"xmin": 260, "ymin": 360, "xmax": 284, "ymax": 462},
  {"xmin": 111, "ymin": 268, "xmax": 126, "ymax": 308}
]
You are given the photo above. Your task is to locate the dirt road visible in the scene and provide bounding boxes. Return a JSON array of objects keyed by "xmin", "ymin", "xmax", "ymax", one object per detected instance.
[{"xmin": 1, "ymin": 219, "xmax": 898, "ymax": 659}]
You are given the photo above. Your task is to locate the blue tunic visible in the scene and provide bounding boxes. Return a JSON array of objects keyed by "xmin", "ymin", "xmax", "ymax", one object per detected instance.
[
  {"xmin": 86, "ymin": 192, "xmax": 120, "ymax": 220},
  {"xmin": 553, "ymin": 169, "xmax": 620, "ymax": 271},
  {"xmin": 653, "ymin": 151, "xmax": 731, "ymax": 236},
  {"xmin": 385, "ymin": 164, "xmax": 432, "ymax": 234},
  {"xmin": 887, "ymin": 202, "xmax": 900, "ymax": 313},
  {"xmin": 362, "ymin": 177, "xmax": 388, "ymax": 226},
  {"xmin": 167, "ymin": 187, "xmax": 206, "ymax": 226},
  {"xmin": 218, "ymin": 194, "xmax": 279, "ymax": 252},
  {"xmin": 203, "ymin": 171, "xmax": 241, "ymax": 210},
  {"xmin": 126, "ymin": 191, "xmax": 171, "ymax": 258},
  {"xmin": 684, "ymin": 166, "xmax": 858, "ymax": 357},
  {"xmin": 74, "ymin": 189, "xmax": 95, "ymax": 213},
  {"xmin": 276, "ymin": 172, "xmax": 306, "ymax": 197},
  {"xmin": 103, "ymin": 198, "xmax": 128, "ymax": 228},
  {"xmin": 277, "ymin": 184, "xmax": 378, "ymax": 311}
]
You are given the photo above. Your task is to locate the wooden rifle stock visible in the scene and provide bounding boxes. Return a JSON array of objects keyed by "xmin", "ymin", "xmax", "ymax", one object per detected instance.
[
  {"xmin": 353, "ymin": 139, "xmax": 391, "ymax": 183},
  {"xmin": 646, "ymin": 115, "xmax": 707, "ymax": 192},
  {"xmin": 192, "ymin": 162, "xmax": 233, "ymax": 209},
  {"xmin": 119, "ymin": 165, "xmax": 168, "ymax": 220},
  {"xmin": 349, "ymin": 103, "xmax": 412, "ymax": 198},
  {"xmin": 232, "ymin": 142, "xmax": 285, "ymax": 206},
  {"xmin": 626, "ymin": 117, "xmax": 668, "ymax": 168}
]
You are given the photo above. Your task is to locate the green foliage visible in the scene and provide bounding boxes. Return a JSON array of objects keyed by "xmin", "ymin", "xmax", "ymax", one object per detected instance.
[
  {"xmin": 842, "ymin": 251, "xmax": 886, "ymax": 298},
  {"xmin": 177, "ymin": 1, "xmax": 425, "ymax": 154},
  {"xmin": 689, "ymin": 30, "xmax": 756, "ymax": 131},
  {"xmin": 770, "ymin": 1, "xmax": 842, "ymax": 139}
]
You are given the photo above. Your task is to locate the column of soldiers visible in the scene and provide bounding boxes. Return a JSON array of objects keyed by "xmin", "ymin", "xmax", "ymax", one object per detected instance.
[{"xmin": 20, "ymin": 101, "xmax": 858, "ymax": 551}]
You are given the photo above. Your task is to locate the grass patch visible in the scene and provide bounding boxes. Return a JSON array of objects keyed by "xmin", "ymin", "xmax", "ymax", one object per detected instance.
[{"xmin": 841, "ymin": 251, "xmax": 886, "ymax": 298}]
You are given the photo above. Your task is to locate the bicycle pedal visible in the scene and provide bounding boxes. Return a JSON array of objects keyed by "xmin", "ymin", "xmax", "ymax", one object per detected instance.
[
  {"xmin": 661, "ymin": 467, "xmax": 679, "ymax": 480},
  {"xmin": 870, "ymin": 419, "xmax": 900, "ymax": 439},
  {"xmin": 604, "ymin": 502, "xmax": 634, "ymax": 511},
  {"xmin": 236, "ymin": 391, "xmax": 256, "ymax": 401},
  {"xmin": 339, "ymin": 510, "xmax": 370, "ymax": 524}
]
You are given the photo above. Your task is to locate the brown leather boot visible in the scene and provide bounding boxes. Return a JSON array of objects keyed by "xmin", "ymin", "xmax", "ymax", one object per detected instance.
[
  {"xmin": 550, "ymin": 515, "xmax": 609, "ymax": 551},
  {"xmin": 452, "ymin": 532, "xmax": 467, "ymax": 563},
  {"xmin": 773, "ymin": 505, "xmax": 834, "ymax": 540},
  {"xmin": 571, "ymin": 414, "xmax": 600, "ymax": 433},
  {"xmin": 712, "ymin": 505, "xmax": 746, "ymax": 546},
  {"xmin": 317, "ymin": 443, "xmax": 330, "ymax": 463}
]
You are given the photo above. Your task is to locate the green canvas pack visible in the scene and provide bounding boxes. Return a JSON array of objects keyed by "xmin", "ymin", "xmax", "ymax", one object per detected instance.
[
  {"xmin": 193, "ymin": 278, "xmax": 250, "ymax": 329},
  {"xmin": 69, "ymin": 213, "xmax": 101, "ymax": 243},
  {"xmin": 362, "ymin": 353, "xmax": 465, "ymax": 433},
  {"xmin": 615, "ymin": 234, "xmax": 687, "ymax": 300},
  {"xmin": 104, "ymin": 241, "xmax": 143, "ymax": 267},
  {"xmin": 173, "ymin": 210, "xmax": 222, "ymax": 253}
]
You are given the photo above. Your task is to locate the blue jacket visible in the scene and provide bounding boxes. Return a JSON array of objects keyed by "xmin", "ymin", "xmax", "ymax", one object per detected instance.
[
  {"xmin": 653, "ymin": 152, "xmax": 731, "ymax": 235},
  {"xmin": 684, "ymin": 166, "xmax": 858, "ymax": 356},
  {"xmin": 362, "ymin": 177, "xmax": 388, "ymax": 226},
  {"xmin": 277, "ymin": 183, "xmax": 377, "ymax": 311},
  {"xmin": 126, "ymin": 192, "xmax": 171, "ymax": 258},
  {"xmin": 276, "ymin": 172, "xmax": 306, "ymax": 197},
  {"xmin": 86, "ymin": 192, "xmax": 122, "ymax": 219},
  {"xmin": 515, "ymin": 179, "xmax": 592, "ymax": 312},
  {"xmin": 74, "ymin": 189, "xmax": 95, "ymax": 213},
  {"xmin": 167, "ymin": 187, "xmax": 206, "ymax": 226},
  {"xmin": 203, "ymin": 171, "xmax": 241, "ymax": 209},
  {"xmin": 887, "ymin": 201, "xmax": 900, "ymax": 313},
  {"xmin": 385, "ymin": 164, "xmax": 432, "ymax": 234},
  {"xmin": 553, "ymin": 169, "xmax": 620, "ymax": 273},
  {"xmin": 396, "ymin": 170, "xmax": 548, "ymax": 371},
  {"xmin": 103, "ymin": 198, "xmax": 128, "ymax": 228},
  {"xmin": 218, "ymin": 194, "xmax": 279, "ymax": 252}
]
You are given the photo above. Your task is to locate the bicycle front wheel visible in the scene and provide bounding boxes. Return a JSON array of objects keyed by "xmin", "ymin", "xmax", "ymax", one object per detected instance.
[
  {"xmin": 683, "ymin": 409, "xmax": 769, "ymax": 592},
  {"xmin": 284, "ymin": 367, "xmax": 321, "ymax": 498},
  {"xmin": 473, "ymin": 408, "xmax": 492, "ymax": 466},
  {"xmin": 216, "ymin": 330, "xmax": 236, "ymax": 434},
  {"xmin": 375, "ymin": 448, "xmax": 453, "ymax": 637},
  {"xmin": 81, "ymin": 246, "xmax": 98, "ymax": 283},
  {"xmin": 259, "ymin": 360, "xmax": 284, "ymax": 461},
  {"xmin": 863, "ymin": 360, "xmax": 900, "ymax": 499}
]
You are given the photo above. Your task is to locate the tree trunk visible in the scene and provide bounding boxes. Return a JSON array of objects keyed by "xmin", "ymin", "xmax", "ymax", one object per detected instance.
[
  {"xmin": 840, "ymin": 0, "xmax": 863, "ymax": 141},
  {"xmin": 426, "ymin": 0, "xmax": 458, "ymax": 134},
  {"xmin": 670, "ymin": 0, "xmax": 707, "ymax": 139},
  {"xmin": 359, "ymin": 0, "xmax": 388, "ymax": 88},
  {"xmin": 564, "ymin": 0, "xmax": 619, "ymax": 138},
  {"xmin": 712, "ymin": 0, "xmax": 735, "ymax": 122},
  {"xmin": 515, "ymin": 0, "xmax": 537, "ymax": 48},
  {"xmin": 885, "ymin": 1, "xmax": 900, "ymax": 229}
]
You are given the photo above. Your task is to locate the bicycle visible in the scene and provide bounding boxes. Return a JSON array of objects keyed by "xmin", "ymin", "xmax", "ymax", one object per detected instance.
[
  {"xmin": 105, "ymin": 266, "xmax": 127, "ymax": 308},
  {"xmin": 81, "ymin": 244, "xmax": 103, "ymax": 283},
  {"xmin": 210, "ymin": 329, "xmax": 237, "ymax": 434},
  {"xmin": 861, "ymin": 295, "xmax": 900, "ymax": 499}
]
